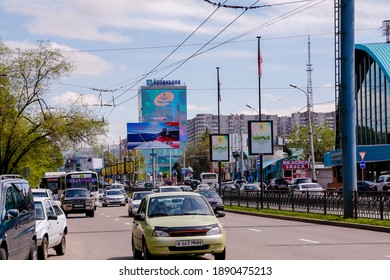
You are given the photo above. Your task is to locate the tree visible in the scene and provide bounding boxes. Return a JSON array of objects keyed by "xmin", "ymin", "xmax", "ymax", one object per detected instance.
[
  {"xmin": 286, "ymin": 124, "xmax": 335, "ymax": 163},
  {"xmin": 185, "ymin": 131, "xmax": 211, "ymax": 178},
  {"xmin": 0, "ymin": 41, "xmax": 108, "ymax": 179}
]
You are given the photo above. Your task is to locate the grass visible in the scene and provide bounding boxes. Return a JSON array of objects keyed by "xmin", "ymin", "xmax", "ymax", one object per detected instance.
[{"xmin": 225, "ymin": 205, "xmax": 390, "ymax": 228}]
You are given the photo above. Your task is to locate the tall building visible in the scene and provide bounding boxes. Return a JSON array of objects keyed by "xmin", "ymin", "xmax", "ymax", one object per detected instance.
[{"xmin": 137, "ymin": 79, "xmax": 187, "ymax": 173}]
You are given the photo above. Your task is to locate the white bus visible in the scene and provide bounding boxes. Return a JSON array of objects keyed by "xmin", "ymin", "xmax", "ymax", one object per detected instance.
[{"xmin": 200, "ymin": 172, "xmax": 218, "ymax": 188}]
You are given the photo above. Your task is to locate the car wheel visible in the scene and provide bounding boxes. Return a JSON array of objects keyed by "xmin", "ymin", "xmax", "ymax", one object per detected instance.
[
  {"xmin": 0, "ymin": 248, "xmax": 7, "ymax": 260},
  {"xmin": 128, "ymin": 208, "xmax": 133, "ymax": 217},
  {"xmin": 87, "ymin": 210, "xmax": 95, "ymax": 218},
  {"xmin": 132, "ymin": 236, "xmax": 142, "ymax": 259},
  {"xmin": 214, "ymin": 247, "xmax": 226, "ymax": 260},
  {"xmin": 29, "ymin": 239, "xmax": 38, "ymax": 260},
  {"xmin": 103, "ymin": 203, "xmax": 107, "ymax": 207},
  {"xmin": 55, "ymin": 234, "xmax": 66, "ymax": 256},
  {"xmin": 38, "ymin": 236, "xmax": 49, "ymax": 260},
  {"xmin": 142, "ymin": 239, "xmax": 152, "ymax": 260}
]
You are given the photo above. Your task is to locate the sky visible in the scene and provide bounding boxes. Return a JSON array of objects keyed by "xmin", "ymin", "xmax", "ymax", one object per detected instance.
[{"xmin": 0, "ymin": 0, "xmax": 388, "ymax": 145}]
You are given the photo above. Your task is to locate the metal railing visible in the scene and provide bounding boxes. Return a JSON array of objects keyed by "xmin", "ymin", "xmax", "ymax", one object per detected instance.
[{"xmin": 223, "ymin": 189, "xmax": 390, "ymax": 220}]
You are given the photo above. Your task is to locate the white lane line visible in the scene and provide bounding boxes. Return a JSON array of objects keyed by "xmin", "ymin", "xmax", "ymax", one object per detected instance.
[
  {"xmin": 114, "ymin": 219, "xmax": 120, "ymax": 221},
  {"xmin": 299, "ymin": 239, "xmax": 320, "ymax": 244},
  {"xmin": 125, "ymin": 222, "xmax": 132, "ymax": 225},
  {"xmin": 248, "ymin": 228, "xmax": 262, "ymax": 233},
  {"xmin": 385, "ymin": 255, "xmax": 390, "ymax": 258},
  {"xmin": 100, "ymin": 213, "xmax": 104, "ymax": 215},
  {"xmin": 106, "ymin": 215, "xmax": 111, "ymax": 218}
]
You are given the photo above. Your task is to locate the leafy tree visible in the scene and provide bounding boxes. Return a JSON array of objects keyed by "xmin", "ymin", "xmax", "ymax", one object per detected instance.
[
  {"xmin": 286, "ymin": 124, "xmax": 335, "ymax": 163},
  {"xmin": 0, "ymin": 41, "xmax": 108, "ymax": 178},
  {"xmin": 185, "ymin": 131, "xmax": 211, "ymax": 178}
]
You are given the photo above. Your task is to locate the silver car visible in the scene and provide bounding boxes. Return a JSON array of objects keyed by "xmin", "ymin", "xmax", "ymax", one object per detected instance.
[
  {"xmin": 102, "ymin": 189, "xmax": 126, "ymax": 207},
  {"xmin": 128, "ymin": 191, "xmax": 153, "ymax": 216}
]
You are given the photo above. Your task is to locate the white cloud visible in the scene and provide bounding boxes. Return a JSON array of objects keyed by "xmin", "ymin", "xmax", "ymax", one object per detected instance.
[{"xmin": 51, "ymin": 91, "xmax": 99, "ymax": 105}]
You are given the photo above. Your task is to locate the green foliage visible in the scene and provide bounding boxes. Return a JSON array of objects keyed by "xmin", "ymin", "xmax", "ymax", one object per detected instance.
[
  {"xmin": 286, "ymin": 124, "xmax": 335, "ymax": 162},
  {"xmin": 185, "ymin": 131, "xmax": 211, "ymax": 178},
  {"xmin": 0, "ymin": 40, "xmax": 108, "ymax": 182}
]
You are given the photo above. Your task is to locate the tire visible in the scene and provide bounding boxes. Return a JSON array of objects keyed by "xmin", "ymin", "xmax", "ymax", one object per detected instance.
[
  {"xmin": 38, "ymin": 236, "xmax": 48, "ymax": 260},
  {"xmin": 214, "ymin": 247, "xmax": 226, "ymax": 260},
  {"xmin": 142, "ymin": 239, "xmax": 152, "ymax": 260},
  {"xmin": 87, "ymin": 210, "xmax": 95, "ymax": 218},
  {"xmin": 55, "ymin": 234, "xmax": 66, "ymax": 256},
  {"xmin": 0, "ymin": 248, "xmax": 7, "ymax": 260},
  {"xmin": 132, "ymin": 236, "xmax": 142, "ymax": 259},
  {"xmin": 103, "ymin": 203, "xmax": 107, "ymax": 207},
  {"xmin": 29, "ymin": 239, "xmax": 38, "ymax": 260},
  {"xmin": 128, "ymin": 208, "xmax": 133, "ymax": 217}
]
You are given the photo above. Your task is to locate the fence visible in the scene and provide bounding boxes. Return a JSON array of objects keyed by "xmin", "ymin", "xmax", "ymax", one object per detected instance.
[{"xmin": 222, "ymin": 189, "xmax": 390, "ymax": 220}]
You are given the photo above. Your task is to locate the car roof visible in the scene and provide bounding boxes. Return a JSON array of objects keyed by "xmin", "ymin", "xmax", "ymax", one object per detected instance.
[
  {"xmin": 33, "ymin": 196, "xmax": 54, "ymax": 203},
  {"xmin": 32, "ymin": 188, "xmax": 51, "ymax": 192}
]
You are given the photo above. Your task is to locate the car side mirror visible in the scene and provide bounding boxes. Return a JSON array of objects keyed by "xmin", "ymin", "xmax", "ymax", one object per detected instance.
[
  {"xmin": 48, "ymin": 215, "xmax": 58, "ymax": 221},
  {"xmin": 134, "ymin": 213, "xmax": 145, "ymax": 221},
  {"xmin": 6, "ymin": 209, "xmax": 20, "ymax": 220}
]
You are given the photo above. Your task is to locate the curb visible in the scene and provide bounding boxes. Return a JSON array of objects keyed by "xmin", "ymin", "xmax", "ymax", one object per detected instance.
[{"xmin": 225, "ymin": 209, "xmax": 390, "ymax": 233}]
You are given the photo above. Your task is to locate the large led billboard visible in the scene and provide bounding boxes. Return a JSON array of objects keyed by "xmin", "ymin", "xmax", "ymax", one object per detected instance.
[
  {"xmin": 127, "ymin": 122, "xmax": 180, "ymax": 150},
  {"xmin": 140, "ymin": 87, "xmax": 187, "ymax": 142},
  {"xmin": 248, "ymin": 120, "xmax": 274, "ymax": 155}
]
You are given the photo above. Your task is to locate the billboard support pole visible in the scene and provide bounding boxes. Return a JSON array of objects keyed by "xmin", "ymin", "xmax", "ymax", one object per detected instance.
[{"xmin": 152, "ymin": 148, "xmax": 155, "ymax": 189}]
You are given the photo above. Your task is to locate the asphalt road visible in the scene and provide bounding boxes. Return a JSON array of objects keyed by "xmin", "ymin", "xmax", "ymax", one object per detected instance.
[{"xmin": 50, "ymin": 205, "xmax": 390, "ymax": 260}]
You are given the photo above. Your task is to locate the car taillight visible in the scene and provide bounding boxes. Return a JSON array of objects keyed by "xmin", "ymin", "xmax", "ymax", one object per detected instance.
[{"xmin": 386, "ymin": 182, "xmax": 390, "ymax": 186}]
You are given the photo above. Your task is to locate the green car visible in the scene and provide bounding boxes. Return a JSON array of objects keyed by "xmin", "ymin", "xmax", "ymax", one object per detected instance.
[{"xmin": 132, "ymin": 192, "xmax": 226, "ymax": 260}]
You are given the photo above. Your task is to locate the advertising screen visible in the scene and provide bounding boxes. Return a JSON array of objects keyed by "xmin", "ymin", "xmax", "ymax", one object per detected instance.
[
  {"xmin": 127, "ymin": 122, "xmax": 180, "ymax": 150},
  {"xmin": 210, "ymin": 134, "xmax": 230, "ymax": 162},
  {"xmin": 248, "ymin": 120, "xmax": 274, "ymax": 155}
]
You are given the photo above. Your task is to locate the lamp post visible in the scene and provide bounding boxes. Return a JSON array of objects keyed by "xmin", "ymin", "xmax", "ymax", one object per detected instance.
[
  {"xmin": 289, "ymin": 83, "xmax": 317, "ymax": 182},
  {"xmin": 245, "ymin": 104, "xmax": 259, "ymax": 116}
]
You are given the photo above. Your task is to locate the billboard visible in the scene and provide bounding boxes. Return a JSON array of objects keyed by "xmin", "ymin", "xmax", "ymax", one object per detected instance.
[
  {"xmin": 248, "ymin": 120, "xmax": 274, "ymax": 155},
  {"xmin": 140, "ymin": 87, "xmax": 187, "ymax": 142},
  {"xmin": 210, "ymin": 134, "xmax": 230, "ymax": 162},
  {"xmin": 127, "ymin": 122, "xmax": 180, "ymax": 150}
]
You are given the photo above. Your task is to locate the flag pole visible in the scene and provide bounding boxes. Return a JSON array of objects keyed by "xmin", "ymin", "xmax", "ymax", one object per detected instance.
[
  {"xmin": 257, "ymin": 36, "xmax": 264, "ymax": 209},
  {"xmin": 217, "ymin": 67, "xmax": 222, "ymax": 195}
]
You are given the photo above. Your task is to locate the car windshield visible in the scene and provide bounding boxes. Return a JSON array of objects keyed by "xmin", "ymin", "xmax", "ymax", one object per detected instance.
[
  {"xmin": 197, "ymin": 190, "xmax": 220, "ymax": 198},
  {"xmin": 32, "ymin": 192, "xmax": 49, "ymax": 197},
  {"xmin": 34, "ymin": 202, "xmax": 45, "ymax": 220},
  {"xmin": 160, "ymin": 187, "xmax": 182, "ymax": 192},
  {"xmin": 107, "ymin": 190, "xmax": 122, "ymax": 196},
  {"xmin": 301, "ymin": 184, "xmax": 321, "ymax": 189},
  {"xmin": 65, "ymin": 189, "xmax": 89, "ymax": 197},
  {"xmin": 148, "ymin": 195, "xmax": 213, "ymax": 217},
  {"xmin": 133, "ymin": 192, "xmax": 151, "ymax": 200}
]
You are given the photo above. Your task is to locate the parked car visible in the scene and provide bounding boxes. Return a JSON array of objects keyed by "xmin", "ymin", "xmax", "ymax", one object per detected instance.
[
  {"xmin": 0, "ymin": 175, "xmax": 37, "ymax": 260},
  {"xmin": 131, "ymin": 192, "xmax": 226, "ymax": 259},
  {"xmin": 195, "ymin": 184, "xmax": 211, "ymax": 191},
  {"xmin": 357, "ymin": 180, "xmax": 377, "ymax": 191},
  {"xmin": 128, "ymin": 191, "xmax": 153, "ymax": 216},
  {"xmin": 268, "ymin": 178, "xmax": 289, "ymax": 191},
  {"xmin": 195, "ymin": 189, "xmax": 224, "ymax": 212},
  {"xmin": 375, "ymin": 174, "xmax": 390, "ymax": 191},
  {"xmin": 61, "ymin": 188, "xmax": 95, "ymax": 217},
  {"xmin": 221, "ymin": 181, "xmax": 236, "ymax": 191},
  {"xmin": 98, "ymin": 189, "xmax": 105, "ymax": 201},
  {"xmin": 102, "ymin": 189, "xmax": 126, "ymax": 207},
  {"xmin": 288, "ymin": 178, "xmax": 312, "ymax": 191},
  {"xmin": 240, "ymin": 183, "xmax": 262, "ymax": 192},
  {"xmin": 234, "ymin": 179, "xmax": 247, "ymax": 188},
  {"xmin": 293, "ymin": 183, "xmax": 325, "ymax": 195},
  {"xmin": 34, "ymin": 197, "xmax": 67, "ymax": 260}
]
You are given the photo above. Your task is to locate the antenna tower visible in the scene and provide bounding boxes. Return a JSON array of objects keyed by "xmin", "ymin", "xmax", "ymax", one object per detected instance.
[{"xmin": 306, "ymin": 35, "xmax": 314, "ymax": 112}]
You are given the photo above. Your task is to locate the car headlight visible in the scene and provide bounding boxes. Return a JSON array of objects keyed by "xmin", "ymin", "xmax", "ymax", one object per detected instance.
[
  {"xmin": 152, "ymin": 229, "xmax": 171, "ymax": 237},
  {"xmin": 207, "ymin": 226, "xmax": 222, "ymax": 235}
]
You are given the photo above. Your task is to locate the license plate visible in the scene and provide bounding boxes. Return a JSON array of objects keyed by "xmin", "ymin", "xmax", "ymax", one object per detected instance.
[
  {"xmin": 176, "ymin": 240, "xmax": 203, "ymax": 247},
  {"xmin": 74, "ymin": 204, "xmax": 83, "ymax": 208}
]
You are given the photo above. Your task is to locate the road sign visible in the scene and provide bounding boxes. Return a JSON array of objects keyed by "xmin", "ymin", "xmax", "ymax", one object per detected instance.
[
  {"xmin": 359, "ymin": 152, "xmax": 366, "ymax": 161},
  {"xmin": 360, "ymin": 161, "xmax": 366, "ymax": 169}
]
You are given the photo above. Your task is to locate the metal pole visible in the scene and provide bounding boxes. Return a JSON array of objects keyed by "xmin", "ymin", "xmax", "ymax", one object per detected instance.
[
  {"xmin": 217, "ymin": 67, "xmax": 222, "ymax": 195},
  {"xmin": 257, "ymin": 36, "xmax": 264, "ymax": 208}
]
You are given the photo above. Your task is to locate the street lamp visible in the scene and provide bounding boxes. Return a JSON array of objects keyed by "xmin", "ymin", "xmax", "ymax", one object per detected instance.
[
  {"xmin": 245, "ymin": 104, "xmax": 259, "ymax": 116},
  {"xmin": 289, "ymin": 83, "xmax": 317, "ymax": 182}
]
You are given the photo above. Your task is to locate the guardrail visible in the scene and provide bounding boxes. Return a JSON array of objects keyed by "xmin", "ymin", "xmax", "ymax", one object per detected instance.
[{"xmin": 222, "ymin": 189, "xmax": 390, "ymax": 220}]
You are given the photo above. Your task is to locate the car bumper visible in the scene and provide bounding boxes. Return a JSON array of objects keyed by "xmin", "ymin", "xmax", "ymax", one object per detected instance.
[{"xmin": 145, "ymin": 234, "xmax": 226, "ymax": 256}]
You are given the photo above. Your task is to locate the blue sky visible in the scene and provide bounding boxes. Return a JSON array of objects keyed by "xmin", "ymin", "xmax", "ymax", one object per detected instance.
[{"xmin": 0, "ymin": 0, "xmax": 387, "ymax": 144}]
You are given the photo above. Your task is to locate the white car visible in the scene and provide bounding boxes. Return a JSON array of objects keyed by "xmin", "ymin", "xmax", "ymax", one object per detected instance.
[
  {"xmin": 128, "ymin": 191, "xmax": 153, "ymax": 216},
  {"xmin": 157, "ymin": 186, "xmax": 183, "ymax": 192},
  {"xmin": 293, "ymin": 183, "xmax": 324, "ymax": 195},
  {"xmin": 32, "ymin": 188, "xmax": 61, "ymax": 206},
  {"xmin": 34, "ymin": 197, "xmax": 68, "ymax": 260}
]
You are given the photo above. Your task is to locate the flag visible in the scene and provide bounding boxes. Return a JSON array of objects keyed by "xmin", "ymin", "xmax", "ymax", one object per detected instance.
[{"xmin": 258, "ymin": 48, "xmax": 263, "ymax": 78}]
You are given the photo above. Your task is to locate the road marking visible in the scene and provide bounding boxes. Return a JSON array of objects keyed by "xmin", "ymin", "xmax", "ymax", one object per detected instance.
[
  {"xmin": 114, "ymin": 219, "xmax": 119, "ymax": 221},
  {"xmin": 125, "ymin": 222, "xmax": 132, "ymax": 225},
  {"xmin": 248, "ymin": 228, "xmax": 262, "ymax": 233},
  {"xmin": 106, "ymin": 215, "xmax": 111, "ymax": 218},
  {"xmin": 299, "ymin": 239, "xmax": 320, "ymax": 244}
]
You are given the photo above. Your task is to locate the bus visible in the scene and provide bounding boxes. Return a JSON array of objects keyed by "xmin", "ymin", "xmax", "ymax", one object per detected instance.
[
  {"xmin": 58, "ymin": 171, "xmax": 100, "ymax": 209},
  {"xmin": 200, "ymin": 172, "xmax": 218, "ymax": 188},
  {"xmin": 40, "ymin": 171, "xmax": 66, "ymax": 195}
]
